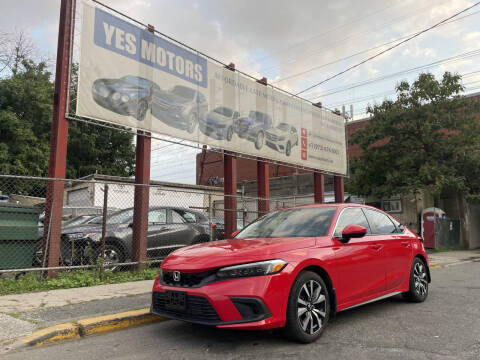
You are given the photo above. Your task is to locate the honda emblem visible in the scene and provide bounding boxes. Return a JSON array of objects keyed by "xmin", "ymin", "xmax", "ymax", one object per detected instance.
[{"xmin": 173, "ymin": 271, "xmax": 181, "ymax": 282}]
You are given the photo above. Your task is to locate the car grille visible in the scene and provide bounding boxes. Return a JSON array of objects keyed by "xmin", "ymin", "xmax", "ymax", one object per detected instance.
[
  {"xmin": 153, "ymin": 99, "xmax": 172, "ymax": 111},
  {"xmin": 152, "ymin": 292, "xmax": 220, "ymax": 324},
  {"xmin": 162, "ymin": 270, "xmax": 214, "ymax": 287},
  {"xmin": 266, "ymin": 132, "xmax": 278, "ymax": 141}
]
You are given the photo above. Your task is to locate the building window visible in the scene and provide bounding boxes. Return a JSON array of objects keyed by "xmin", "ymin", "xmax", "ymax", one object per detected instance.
[{"xmin": 381, "ymin": 198, "xmax": 402, "ymax": 213}]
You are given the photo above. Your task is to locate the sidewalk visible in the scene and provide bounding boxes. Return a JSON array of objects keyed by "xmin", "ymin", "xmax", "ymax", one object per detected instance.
[
  {"xmin": 427, "ymin": 249, "xmax": 480, "ymax": 268},
  {"xmin": 0, "ymin": 280, "xmax": 154, "ymax": 353}
]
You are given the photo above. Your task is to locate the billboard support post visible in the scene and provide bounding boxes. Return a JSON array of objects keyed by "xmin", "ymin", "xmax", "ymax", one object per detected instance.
[
  {"xmin": 132, "ymin": 130, "xmax": 151, "ymax": 270},
  {"xmin": 334, "ymin": 176, "xmax": 344, "ymax": 203},
  {"xmin": 44, "ymin": 0, "xmax": 76, "ymax": 277},
  {"xmin": 314, "ymin": 172, "xmax": 325, "ymax": 203},
  {"xmin": 224, "ymin": 63, "xmax": 238, "ymax": 238},
  {"xmin": 131, "ymin": 25, "xmax": 154, "ymax": 270},
  {"xmin": 256, "ymin": 77, "xmax": 270, "ymax": 216},
  {"xmin": 313, "ymin": 102, "xmax": 325, "ymax": 204}
]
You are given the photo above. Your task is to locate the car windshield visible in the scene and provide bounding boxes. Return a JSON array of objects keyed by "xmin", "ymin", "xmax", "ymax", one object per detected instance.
[
  {"xmin": 277, "ymin": 123, "xmax": 290, "ymax": 131},
  {"xmin": 235, "ymin": 207, "xmax": 337, "ymax": 238},
  {"xmin": 171, "ymin": 86, "xmax": 196, "ymax": 99},
  {"xmin": 248, "ymin": 111, "xmax": 265, "ymax": 120},
  {"xmin": 213, "ymin": 107, "xmax": 233, "ymax": 117},
  {"xmin": 63, "ymin": 215, "xmax": 92, "ymax": 227},
  {"xmin": 90, "ymin": 209, "xmax": 134, "ymax": 225},
  {"xmin": 122, "ymin": 76, "xmax": 151, "ymax": 88}
]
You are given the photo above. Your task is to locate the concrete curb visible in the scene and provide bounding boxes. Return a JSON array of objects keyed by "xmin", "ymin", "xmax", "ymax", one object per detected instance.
[{"xmin": 20, "ymin": 308, "xmax": 165, "ymax": 347}]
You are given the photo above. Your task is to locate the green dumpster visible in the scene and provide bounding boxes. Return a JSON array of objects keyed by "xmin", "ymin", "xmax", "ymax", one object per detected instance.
[{"xmin": 0, "ymin": 204, "xmax": 41, "ymax": 270}]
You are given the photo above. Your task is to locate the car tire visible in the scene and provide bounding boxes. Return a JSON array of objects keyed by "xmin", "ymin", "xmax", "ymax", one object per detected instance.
[
  {"xmin": 286, "ymin": 141, "xmax": 292, "ymax": 156},
  {"xmin": 136, "ymin": 100, "xmax": 148, "ymax": 121},
  {"xmin": 403, "ymin": 257, "xmax": 429, "ymax": 302},
  {"xmin": 283, "ymin": 271, "xmax": 330, "ymax": 343},
  {"xmin": 226, "ymin": 126, "xmax": 234, "ymax": 141},
  {"xmin": 255, "ymin": 131, "xmax": 264, "ymax": 150},
  {"xmin": 95, "ymin": 243, "xmax": 125, "ymax": 272},
  {"xmin": 187, "ymin": 113, "xmax": 197, "ymax": 134}
]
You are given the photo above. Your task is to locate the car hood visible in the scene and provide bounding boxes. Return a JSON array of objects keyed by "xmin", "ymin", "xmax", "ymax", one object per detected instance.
[
  {"xmin": 154, "ymin": 89, "xmax": 191, "ymax": 105},
  {"xmin": 266, "ymin": 128, "xmax": 287, "ymax": 136},
  {"xmin": 95, "ymin": 79, "xmax": 143, "ymax": 92},
  {"xmin": 61, "ymin": 223, "xmax": 128, "ymax": 235},
  {"xmin": 161, "ymin": 237, "xmax": 315, "ymax": 272},
  {"xmin": 205, "ymin": 111, "xmax": 230, "ymax": 125}
]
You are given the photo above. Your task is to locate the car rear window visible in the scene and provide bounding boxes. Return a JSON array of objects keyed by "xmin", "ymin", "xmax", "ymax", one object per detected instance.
[{"xmin": 235, "ymin": 207, "xmax": 337, "ymax": 238}]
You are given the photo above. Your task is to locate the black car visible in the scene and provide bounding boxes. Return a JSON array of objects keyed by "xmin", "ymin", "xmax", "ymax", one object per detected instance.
[
  {"xmin": 34, "ymin": 207, "xmax": 212, "ymax": 268},
  {"xmin": 211, "ymin": 217, "xmax": 247, "ymax": 240},
  {"xmin": 234, "ymin": 110, "xmax": 273, "ymax": 149},
  {"xmin": 92, "ymin": 75, "xmax": 160, "ymax": 121},
  {"xmin": 151, "ymin": 85, "xmax": 208, "ymax": 133}
]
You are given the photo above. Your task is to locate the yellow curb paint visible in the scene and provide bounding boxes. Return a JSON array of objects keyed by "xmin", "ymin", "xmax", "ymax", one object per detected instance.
[
  {"xmin": 77, "ymin": 308, "xmax": 164, "ymax": 336},
  {"xmin": 19, "ymin": 309, "xmax": 166, "ymax": 347},
  {"xmin": 430, "ymin": 264, "xmax": 441, "ymax": 269},
  {"xmin": 21, "ymin": 322, "xmax": 80, "ymax": 347}
]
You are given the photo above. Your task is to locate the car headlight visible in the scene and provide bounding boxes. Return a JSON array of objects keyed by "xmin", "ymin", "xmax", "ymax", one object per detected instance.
[
  {"xmin": 120, "ymin": 94, "xmax": 130, "ymax": 102},
  {"xmin": 66, "ymin": 232, "xmax": 101, "ymax": 241},
  {"xmin": 216, "ymin": 259, "xmax": 287, "ymax": 279},
  {"xmin": 112, "ymin": 92, "xmax": 121, "ymax": 101}
]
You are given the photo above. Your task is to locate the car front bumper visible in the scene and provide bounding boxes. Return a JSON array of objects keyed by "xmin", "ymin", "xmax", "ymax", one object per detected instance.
[
  {"xmin": 151, "ymin": 105, "xmax": 189, "ymax": 130},
  {"xmin": 92, "ymin": 93, "xmax": 137, "ymax": 117},
  {"xmin": 199, "ymin": 121, "xmax": 229, "ymax": 139},
  {"xmin": 151, "ymin": 272, "xmax": 291, "ymax": 330}
]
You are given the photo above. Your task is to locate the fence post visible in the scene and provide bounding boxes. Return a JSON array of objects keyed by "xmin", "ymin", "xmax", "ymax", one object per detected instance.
[
  {"xmin": 224, "ymin": 152, "xmax": 237, "ymax": 239},
  {"xmin": 100, "ymin": 184, "xmax": 109, "ymax": 279},
  {"xmin": 208, "ymin": 194, "xmax": 213, "ymax": 241}
]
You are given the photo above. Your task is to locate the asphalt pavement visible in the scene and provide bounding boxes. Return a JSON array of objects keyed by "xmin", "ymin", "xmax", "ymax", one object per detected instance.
[{"xmin": 4, "ymin": 260, "xmax": 480, "ymax": 360}]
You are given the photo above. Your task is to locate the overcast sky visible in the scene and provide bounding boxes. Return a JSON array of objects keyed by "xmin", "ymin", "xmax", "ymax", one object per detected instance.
[{"xmin": 2, "ymin": 0, "xmax": 480, "ymax": 184}]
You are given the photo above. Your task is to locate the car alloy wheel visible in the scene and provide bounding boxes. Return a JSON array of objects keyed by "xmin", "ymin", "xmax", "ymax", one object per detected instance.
[
  {"xmin": 286, "ymin": 141, "xmax": 291, "ymax": 156},
  {"xmin": 255, "ymin": 132, "xmax": 264, "ymax": 150},
  {"xmin": 226, "ymin": 126, "xmax": 233, "ymax": 141},
  {"xmin": 413, "ymin": 261, "xmax": 428, "ymax": 297},
  {"xmin": 97, "ymin": 244, "xmax": 123, "ymax": 271},
  {"xmin": 187, "ymin": 113, "xmax": 197, "ymax": 133},
  {"xmin": 297, "ymin": 280, "xmax": 326, "ymax": 335},
  {"xmin": 284, "ymin": 271, "xmax": 330, "ymax": 343},
  {"xmin": 136, "ymin": 100, "xmax": 148, "ymax": 121}
]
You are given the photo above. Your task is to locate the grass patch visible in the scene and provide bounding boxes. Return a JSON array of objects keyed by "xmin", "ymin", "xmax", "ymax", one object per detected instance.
[{"xmin": 0, "ymin": 267, "xmax": 159, "ymax": 296}]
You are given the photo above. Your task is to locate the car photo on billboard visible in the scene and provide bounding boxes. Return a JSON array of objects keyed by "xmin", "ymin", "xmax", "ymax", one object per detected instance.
[
  {"xmin": 199, "ymin": 106, "xmax": 240, "ymax": 141},
  {"xmin": 91, "ymin": 75, "xmax": 160, "ymax": 121},
  {"xmin": 151, "ymin": 85, "xmax": 208, "ymax": 134},
  {"xmin": 233, "ymin": 110, "xmax": 273, "ymax": 150},
  {"xmin": 265, "ymin": 123, "xmax": 299, "ymax": 157}
]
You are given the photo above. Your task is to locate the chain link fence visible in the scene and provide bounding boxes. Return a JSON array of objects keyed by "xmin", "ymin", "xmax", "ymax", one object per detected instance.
[{"xmin": 0, "ymin": 174, "xmax": 315, "ymax": 274}]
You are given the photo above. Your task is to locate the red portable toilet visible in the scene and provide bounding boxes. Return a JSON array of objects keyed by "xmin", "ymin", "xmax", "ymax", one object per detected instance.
[{"xmin": 421, "ymin": 207, "xmax": 446, "ymax": 249}]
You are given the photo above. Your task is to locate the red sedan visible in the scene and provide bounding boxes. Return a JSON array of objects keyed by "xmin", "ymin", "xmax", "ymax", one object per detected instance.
[{"xmin": 151, "ymin": 204, "xmax": 430, "ymax": 343}]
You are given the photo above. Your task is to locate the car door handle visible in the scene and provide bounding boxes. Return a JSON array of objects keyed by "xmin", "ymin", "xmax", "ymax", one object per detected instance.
[
  {"xmin": 401, "ymin": 241, "xmax": 411, "ymax": 247},
  {"xmin": 369, "ymin": 244, "xmax": 383, "ymax": 251}
]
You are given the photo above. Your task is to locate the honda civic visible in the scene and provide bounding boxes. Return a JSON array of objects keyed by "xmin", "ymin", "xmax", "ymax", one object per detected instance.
[{"xmin": 151, "ymin": 204, "xmax": 430, "ymax": 343}]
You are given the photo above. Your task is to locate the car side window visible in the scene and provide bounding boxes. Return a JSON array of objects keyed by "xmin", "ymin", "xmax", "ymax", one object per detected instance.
[
  {"xmin": 148, "ymin": 209, "xmax": 166, "ymax": 225},
  {"xmin": 171, "ymin": 210, "xmax": 186, "ymax": 224},
  {"xmin": 334, "ymin": 208, "xmax": 371, "ymax": 238},
  {"xmin": 181, "ymin": 211, "xmax": 197, "ymax": 223},
  {"xmin": 363, "ymin": 209, "xmax": 397, "ymax": 234}
]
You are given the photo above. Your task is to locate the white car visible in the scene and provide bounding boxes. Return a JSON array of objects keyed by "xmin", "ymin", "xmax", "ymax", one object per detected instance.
[{"xmin": 265, "ymin": 123, "xmax": 299, "ymax": 156}]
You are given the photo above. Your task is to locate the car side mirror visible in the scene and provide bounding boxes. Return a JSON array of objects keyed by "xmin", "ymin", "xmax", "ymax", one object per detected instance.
[
  {"xmin": 231, "ymin": 230, "xmax": 240, "ymax": 238},
  {"xmin": 339, "ymin": 224, "xmax": 367, "ymax": 243}
]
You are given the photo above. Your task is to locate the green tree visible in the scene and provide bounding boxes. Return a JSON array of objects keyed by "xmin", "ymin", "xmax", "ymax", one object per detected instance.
[
  {"xmin": 347, "ymin": 72, "xmax": 480, "ymax": 201},
  {"xmin": 0, "ymin": 53, "xmax": 135, "ymax": 196}
]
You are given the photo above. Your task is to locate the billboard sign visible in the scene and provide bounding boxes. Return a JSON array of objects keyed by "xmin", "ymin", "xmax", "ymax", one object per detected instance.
[{"xmin": 77, "ymin": 4, "xmax": 347, "ymax": 175}]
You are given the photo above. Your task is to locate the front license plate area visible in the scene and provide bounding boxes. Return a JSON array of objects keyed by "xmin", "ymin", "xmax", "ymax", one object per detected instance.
[{"xmin": 165, "ymin": 291, "xmax": 187, "ymax": 312}]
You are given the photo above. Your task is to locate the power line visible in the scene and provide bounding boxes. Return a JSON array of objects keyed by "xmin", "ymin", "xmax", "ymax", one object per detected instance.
[
  {"xmin": 273, "ymin": 8, "xmax": 480, "ymax": 85},
  {"xmin": 307, "ymin": 49, "xmax": 480, "ymax": 101},
  {"xmin": 295, "ymin": 2, "xmax": 480, "ymax": 96}
]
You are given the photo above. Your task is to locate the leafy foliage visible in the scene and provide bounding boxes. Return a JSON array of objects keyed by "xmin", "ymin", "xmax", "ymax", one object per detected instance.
[
  {"xmin": 347, "ymin": 72, "xmax": 480, "ymax": 199},
  {"xmin": 0, "ymin": 56, "xmax": 135, "ymax": 189}
]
